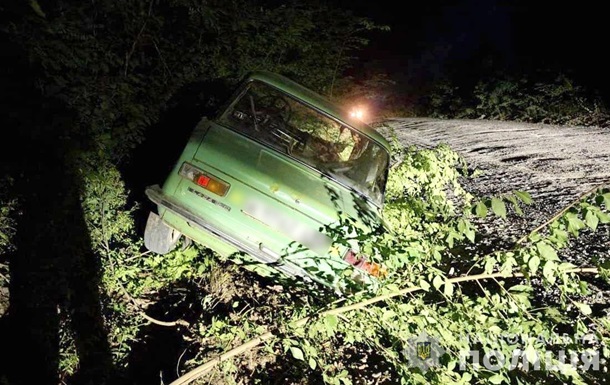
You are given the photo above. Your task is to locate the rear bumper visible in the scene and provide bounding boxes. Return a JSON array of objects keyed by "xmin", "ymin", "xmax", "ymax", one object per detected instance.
[{"xmin": 145, "ymin": 184, "xmax": 313, "ymax": 281}]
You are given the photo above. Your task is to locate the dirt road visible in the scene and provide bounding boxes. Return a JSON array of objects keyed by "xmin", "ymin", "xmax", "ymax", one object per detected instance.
[{"xmin": 382, "ymin": 117, "xmax": 610, "ymax": 207}]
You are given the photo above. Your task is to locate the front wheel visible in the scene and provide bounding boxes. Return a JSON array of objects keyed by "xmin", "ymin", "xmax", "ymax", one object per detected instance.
[{"xmin": 144, "ymin": 211, "xmax": 181, "ymax": 254}]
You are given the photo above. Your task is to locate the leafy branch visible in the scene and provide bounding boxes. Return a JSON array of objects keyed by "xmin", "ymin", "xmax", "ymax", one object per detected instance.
[{"xmin": 168, "ymin": 267, "xmax": 599, "ymax": 385}]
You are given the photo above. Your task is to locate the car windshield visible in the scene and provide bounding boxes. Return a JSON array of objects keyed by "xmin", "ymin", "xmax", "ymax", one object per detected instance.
[{"xmin": 218, "ymin": 80, "xmax": 389, "ymax": 205}]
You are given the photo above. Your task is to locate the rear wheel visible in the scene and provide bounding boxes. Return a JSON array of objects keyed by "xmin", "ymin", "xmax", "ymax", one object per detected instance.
[{"xmin": 144, "ymin": 211, "xmax": 181, "ymax": 254}]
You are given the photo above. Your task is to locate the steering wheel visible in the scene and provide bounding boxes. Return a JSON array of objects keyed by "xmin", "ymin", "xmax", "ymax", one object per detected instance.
[{"xmin": 257, "ymin": 95, "xmax": 292, "ymax": 122}]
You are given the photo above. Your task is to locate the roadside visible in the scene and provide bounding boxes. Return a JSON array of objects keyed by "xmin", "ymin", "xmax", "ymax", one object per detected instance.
[
  {"xmin": 380, "ymin": 117, "xmax": 610, "ymax": 244},
  {"xmin": 381, "ymin": 117, "xmax": 610, "ymax": 318}
]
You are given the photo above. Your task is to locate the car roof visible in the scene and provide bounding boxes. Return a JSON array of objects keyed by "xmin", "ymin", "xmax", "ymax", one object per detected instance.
[{"xmin": 246, "ymin": 71, "xmax": 391, "ymax": 153}]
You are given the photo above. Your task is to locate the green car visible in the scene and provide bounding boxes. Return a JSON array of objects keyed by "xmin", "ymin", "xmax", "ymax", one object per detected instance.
[{"xmin": 144, "ymin": 71, "xmax": 391, "ymax": 291}]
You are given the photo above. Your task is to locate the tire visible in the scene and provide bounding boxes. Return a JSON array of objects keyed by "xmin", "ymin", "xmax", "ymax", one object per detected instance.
[{"xmin": 144, "ymin": 211, "xmax": 181, "ymax": 254}]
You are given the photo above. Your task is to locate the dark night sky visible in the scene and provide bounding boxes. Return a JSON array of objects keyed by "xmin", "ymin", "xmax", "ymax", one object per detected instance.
[{"xmin": 339, "ymin": 0, "xmax": 609, "ymax": 97}]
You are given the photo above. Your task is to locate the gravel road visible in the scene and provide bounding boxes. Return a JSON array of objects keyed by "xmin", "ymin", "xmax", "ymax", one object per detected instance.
[
  {"xmin": 384, "ymin": 117, "xmax": 610, "ymax": 206},
  {"xmin": 379, "ymin": 117, "xmax": 610, "ymax": 237}
]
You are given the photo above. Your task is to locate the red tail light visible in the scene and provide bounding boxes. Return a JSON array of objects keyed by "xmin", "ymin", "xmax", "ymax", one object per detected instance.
[
  {"xmin": 180, "ymin": 162, "xmax": 230, "ymax": 197},
  {"xmin": 343, "ymin": 249, "xmax": 387, "ymax": 278},
  {"xmin": 197, "ymin": 175, "xmax": 211, "ymax": 187}
]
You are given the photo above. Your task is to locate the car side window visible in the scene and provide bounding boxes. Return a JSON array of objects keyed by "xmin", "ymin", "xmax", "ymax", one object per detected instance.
[{"xmin": 220, "ymin": 82, "xmax": 351, "ymax": 161}]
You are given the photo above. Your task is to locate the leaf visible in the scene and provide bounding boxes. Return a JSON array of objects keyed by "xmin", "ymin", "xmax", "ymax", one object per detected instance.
[
  {"xmin": 585, "ymin": 210, "xmax": 599, "ymax": 231},
  {"xmin": 544, "ymin": 307, "xmax": 567, "ymax": 323},
  {"xmin": 457, "ymin": 219, "xmax": 467, "ymax": 232},
  {"xmin": 603, "ymin": 192, "xmax": 610, "ymax": 208},
  {"xmin": 488, "ymin": 374, "xmax": 505, "ymax": 384},
  {"xmin": 558, "ymin": 262, "xmax": 576, "ymax": 271},
  {"xmin": 290, "ymin": 346, "xmax": 304, "ymax": 361},
  {"xmin": 465, "ymin": 229, "xmax": 476, "ymax": 243},
  {"xmin": 309, "ymin": 357, "xmax": 317, "ymax": 370},
  {"xmin": 461, "ymin": 372, "xmax": 472, "ymax": 383},
  {"xmin": 444, "ymin": 281, "xmax": 454, "ymax": 297},
  {"xmin": 325, "ymin": 314, "xmax": 339, "ymax": 329},
  {"xmin": 574, "ymin": 302, "xmax": 592, "ymax": 315},
  {"xmin": 433, "ymin": 275, "xmax": 444, "ymax": 290},
  {"xmin": 514, "ymin": 190, "xmax": 533, "ymax": 204},
  {"xmin": 597, "ymin": 212, "xmax": 610, "ymax": 224},
  {"xmin": 509, "ymin": 284, "xmax": 532, "ymax": 292},
  {"xmin": 382, "ymin": 310, "xmax": 396, "ymax": 322},
  {"xmin": 579, "ymin": 281, "xmax": 589, "ymax": 295},
  {"xmin": 29, "ymin": 0, "xmax": 46, "ymax": 18},
  {"xmin": 446, "ymin": 232, "xmax": 455, "ymax": 249},
  {"xmin": 491, "ymin": 197, "xmax": 506, "ymax": 219},
  {"xmin": 475, "ymin": 201, "xmax": 487, "ymax": 218},
  {"xmin": 528, "ymin": 232, "xmax": 542, "ymax": 242},
  {"xmin": 383, "ymin": 284, "xmax": 400, "ymax": 293},
  {"xmin": 484, "ymin": 257, "xmax": 496, "ymax": 274},
  {"xmin": 543, "ymin": 261, "xmax": 557, "ymax": 284},
  {"xmin": 524, "ymin": 344, "xmax": 538, "ymax": 364},
  {"xmin": 551, "ymin": 229, "xmax": 569, "ymax": 244},
  {"xmin": 512, "ymin": 292, "xmax": 531, "ymax": 307},
  {"xmin": 536, "ymin": 242, "xmax": 558, "ymax": 261},
  {"xmin": 567, "ymin": 216, "xmax": 585, "ymax": 236},
  {"xmin": 419, "ymin": 279, "xmax": 430, "ymax": 292},
  {"xmin": 511, "ymin": 199, "xmax": 523, "ymax": 215},
  {"xmin": 528, "ymin": 255, "xmax": 540, "ymax": 274}
]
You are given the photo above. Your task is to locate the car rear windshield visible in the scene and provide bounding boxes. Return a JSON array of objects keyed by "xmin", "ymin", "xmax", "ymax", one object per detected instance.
[{"xmin": 218, "ymin": 80, "xmax": 389, "ymax": 205}]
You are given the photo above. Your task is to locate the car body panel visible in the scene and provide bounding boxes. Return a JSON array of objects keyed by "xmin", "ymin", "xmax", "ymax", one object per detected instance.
[{"xmin": 146, "ymin": 71, "xmax": 390, "ymax": 290}]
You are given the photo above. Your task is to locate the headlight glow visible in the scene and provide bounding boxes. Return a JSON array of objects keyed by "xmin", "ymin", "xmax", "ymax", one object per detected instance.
[{"xmin": 349, "ymin": 105, "xmax": 367, "ymax": 121}]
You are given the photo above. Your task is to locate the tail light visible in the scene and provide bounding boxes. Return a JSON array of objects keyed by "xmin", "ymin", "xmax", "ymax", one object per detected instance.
[
  {"xmin": 344, "ymin": 249, "xmax": 387, "ymax": 278},
  {"xmin": 179, "ymin": 162, "xmax": 230, "ymax": 196}
]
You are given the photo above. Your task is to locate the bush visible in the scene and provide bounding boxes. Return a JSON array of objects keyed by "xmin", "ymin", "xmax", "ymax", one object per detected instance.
[{"xmin": 425, "ymin": 71, "xmax": 610, "ymax": 127}]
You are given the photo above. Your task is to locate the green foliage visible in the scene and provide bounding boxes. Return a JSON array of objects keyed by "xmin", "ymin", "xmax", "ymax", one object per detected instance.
[
  {"xmin": 77, "ymin": 161, "xmax": 218, "ymax": 369},
  {"xmin": 424, "ymin": 78, "xmax": 476, "ymax": 120},
  {"xmin": 425, "ymin": 71, "xmax": 610, "ymax": 126},
  {"xmin": 4, "ymin": 0, "xmax": 384, "ymax": 162},
  {"xmin": 469, "ymin": 191, "xmax": 532, "ymax": 219},
  {"xmin": 381, "ymin": 142, "xmax": 474, "ymax": 264},
  {"xmin": 81, "ymin": 162, "xmax": 136, "ymax": 253}
]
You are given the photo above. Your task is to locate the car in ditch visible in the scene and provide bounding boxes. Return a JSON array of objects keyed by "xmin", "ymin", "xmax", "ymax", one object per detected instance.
[{"xmin": 144, "ymin": 71, "xmax": 391, "ymax": 292}]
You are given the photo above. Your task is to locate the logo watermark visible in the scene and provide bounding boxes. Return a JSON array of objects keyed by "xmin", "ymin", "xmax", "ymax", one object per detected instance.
[
  {"xmin": 403, "ymin": 331, "xmax": 604, "ymax": 374},
  {"xmin": 402, "ymin": 331, "xmax": 446, "ymax": 372}
]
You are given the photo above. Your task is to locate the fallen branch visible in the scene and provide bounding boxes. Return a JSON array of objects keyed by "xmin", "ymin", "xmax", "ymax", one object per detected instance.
[
  {"xmin": 142, "ymin": 313, "xmax": 189, "ymax": 327},
  {"xmin": 515, "ymin": 181, "xmax": 609, "ymax": 245},
  {"xmin": 168, "ymin": 267, "xmax": 598, "ymax": 385},
  {"xmin": 113, "ymin": 266, "xmax": 189, "ymax": 328}
]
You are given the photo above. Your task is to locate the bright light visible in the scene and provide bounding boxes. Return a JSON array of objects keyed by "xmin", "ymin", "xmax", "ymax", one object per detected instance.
[{"xmin": 349, "ymin": 106, "xmax": 366, "ymax": 120}]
